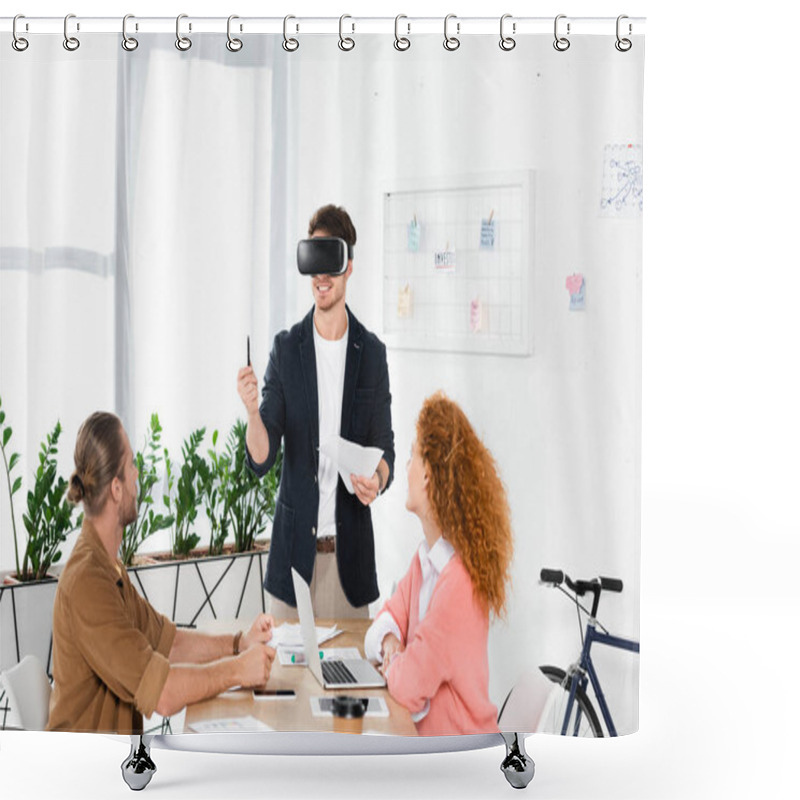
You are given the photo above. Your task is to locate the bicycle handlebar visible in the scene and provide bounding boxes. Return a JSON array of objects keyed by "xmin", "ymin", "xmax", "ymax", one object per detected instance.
[
  {"xmin": 540, "ymin": 568, "xmax": 564, "ymax": 585},
  {"xmin": 539, "ymin": 568, "xmax": 624, "ymax": 595},
  {"xmin": 600, "ymin": 576, "xmax": 623, "ymax": 593}
]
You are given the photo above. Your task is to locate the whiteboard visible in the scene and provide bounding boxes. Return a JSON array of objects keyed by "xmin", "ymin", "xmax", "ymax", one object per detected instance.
[{"xmin": 382, "ymin": 172, "xmax": 534, "ymax": 356}]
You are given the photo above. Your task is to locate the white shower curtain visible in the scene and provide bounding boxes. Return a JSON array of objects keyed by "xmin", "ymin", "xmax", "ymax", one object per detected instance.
[{"xmin": 1, "ymin": 21, "xmax": 643, "ymax": 736}]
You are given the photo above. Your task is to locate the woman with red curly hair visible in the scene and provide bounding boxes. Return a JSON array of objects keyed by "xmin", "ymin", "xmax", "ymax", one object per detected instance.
[{"xmin": 364, "ymin": 392, "xmax": 513, "ymax": 735}]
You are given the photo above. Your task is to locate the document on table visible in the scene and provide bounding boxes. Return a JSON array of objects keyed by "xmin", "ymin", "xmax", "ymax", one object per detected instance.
[
  {"xmin": 268, "ymin": 622, "xmax": 342, "ymax": 653},
  {"xmin": 189, "ymin": 716, "xmax": 273, "ymax": 733},
  {"xmin": 319, "ymin": 435, "xmax": 383, "ymax": 494},
  {"xmin": 278, "ymin": 646, "xmax": 362, "ymax": 667}
]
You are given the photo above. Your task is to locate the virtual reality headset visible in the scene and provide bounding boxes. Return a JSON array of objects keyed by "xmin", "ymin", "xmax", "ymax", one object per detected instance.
[{"xmin": 296, "ymin": 237, "xmax": 353, "ymax": 276}]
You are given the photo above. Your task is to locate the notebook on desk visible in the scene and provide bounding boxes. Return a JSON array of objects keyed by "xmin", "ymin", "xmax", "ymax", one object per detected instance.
[{"xmin": 290, "ymin": 568, "xmax": 386, "ymax": 690}]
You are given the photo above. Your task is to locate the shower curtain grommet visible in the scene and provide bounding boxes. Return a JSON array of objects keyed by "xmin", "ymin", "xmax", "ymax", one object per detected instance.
[
  {"xmin": 121, "ymin": 15, "xmax": 139, "ymax": 52},
  {"xmin": 615, "ymin": 15, "xmax": 633, "ymax": 51},
  {"xmin": 338, "ymin": 15, "xmax": 355, "ymax": 51},
  {"xmin": 553, "ymin": 14, "xmax": 571, "ymax": 51},
  {"xmin": 63, "ymin": 14, "xmax": 80, "ymax": 52},
  {"xmin": 11, "ymin": 14, "xmax": 29, "ymax": 51},
  {"xmin": 443, "ymin": 14, "xmax": 460, "ymax": 51},
  {"xmin": 394, "ymin": 15, "xmax": 411, "ymax": 51},
  {"xmin": 283, "ymin": 15, "xmax": 299, "ymax": 52},
  {"xmin": 499, "ymin": 14, "xmax": 516, "ymax": 51},
  {"xmin": 226, "ymin": 15, "xmax": 243, "ymax": 52},
  {"xmin": 175, "ymin": 14, "xmax": 192, "ymax": 52}
]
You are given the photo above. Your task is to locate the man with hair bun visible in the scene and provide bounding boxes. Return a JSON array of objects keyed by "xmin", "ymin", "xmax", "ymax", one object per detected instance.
[{"xmin": 47, "ymin": 411, "xmax": 276, "ymax": 734}]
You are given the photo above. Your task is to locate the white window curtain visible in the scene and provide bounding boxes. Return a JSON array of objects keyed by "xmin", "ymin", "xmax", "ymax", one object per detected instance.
[{"xmin": 1, "ymin": 34, "xmax": 280, "ymax": 547}]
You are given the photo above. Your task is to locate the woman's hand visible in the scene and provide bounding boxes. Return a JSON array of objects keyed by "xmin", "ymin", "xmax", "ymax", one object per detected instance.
[{"xmin": 381, "ymin": 633, "xmax": 405, "ymax": 674}]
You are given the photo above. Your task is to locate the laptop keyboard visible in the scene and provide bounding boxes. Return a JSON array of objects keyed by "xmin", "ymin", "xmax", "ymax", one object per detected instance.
[{"xmin": 321, "ymin": 659, "xmax": 357, "ymax": 685}]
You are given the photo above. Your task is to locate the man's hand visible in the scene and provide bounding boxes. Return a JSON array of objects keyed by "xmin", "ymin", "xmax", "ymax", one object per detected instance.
[
  {"xmin": 238, "ymin": 644, "xmax": 276, "ymax": 688},
  {"xmin": 351, "ymin": 471, "xmax": 381, "ymax": 506},
  {"xmin": 381, "ymin": 633, "xmax": 405, "ymax": 675},
  {"xmin": 237, "ymin": 365, "xmax": 260, "ymax": 416},
  {"xmin": 242, "ymin": 613, "xmax": 274, "ymax": 651}
]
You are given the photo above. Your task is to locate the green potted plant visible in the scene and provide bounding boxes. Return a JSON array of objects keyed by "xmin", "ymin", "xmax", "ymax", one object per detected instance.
[
  {"xmin": 164, "ymin": 427, "xmax": 206, "ymax": 558},
  {"xmin": 19, "ymin": 421, "xmax": 82, "ymax": 582},
  {"xmin": 201, "ymin": 429, "xmax": 232, "ymax": 557},
  {"xmin": 121, "ymin": 413, "xmax": 174, "ymax": 567},
  {"xmin": 0, "ymin": 395, "xmax": 24, "ymax": 583},
  {"xmin": 226, "ymin": 419, "xmax": 281, "ymax": 553}
]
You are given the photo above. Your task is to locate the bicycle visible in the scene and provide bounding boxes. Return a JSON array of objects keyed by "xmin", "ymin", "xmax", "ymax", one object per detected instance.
[{"xmin": 537, "ymin": 568, "xmax": 640, "ymax": 737}]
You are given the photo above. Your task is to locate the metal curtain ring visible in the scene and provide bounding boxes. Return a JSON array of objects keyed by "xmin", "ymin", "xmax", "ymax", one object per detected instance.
[
  {"xmin": 176, "ymin": 14, "xmax": 192, "ymax": 51},
  {"xmin": 553, "ymin": 14, "xmax": 570, "ymax": 52},
  {"xmin": 121, "ymin": 14, "xmax": 139, "ymax": 52},
  {"xmin": 394, "ymin": 15, "xmax": 410, "ymax": 51},
  {"xmin": 499, "ymin": 14, "xmax": 516, "ymax": 51},
  {"xmin": 338, "ymin": 14, "xmax": 355, "ymax": 51},
  {"xmin": 283, "ymin": 15, "xmax": 299, "ymax": 52},
  {"xmin": 12, "ymin": 14, "xmax": 29, "ymax": 52},
  {"xmin": 615, "ymin": 14, "xmax": 632, "ymax": 52},
  {"xmin": 63, "ymin": 13, "xmax": 80, "ymax": 51},
  {"xmin": 443, "ymin": 14, "xmax": 460, "ymax": 51},
  {"xmin": 226, "ymin": 15, "xmax": 243, "ymax": 52}
]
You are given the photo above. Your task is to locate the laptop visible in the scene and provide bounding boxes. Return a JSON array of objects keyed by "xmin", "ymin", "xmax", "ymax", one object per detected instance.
[{"xmin": 291, "ymin": 567, "xmax": 386, "ymax": 689}]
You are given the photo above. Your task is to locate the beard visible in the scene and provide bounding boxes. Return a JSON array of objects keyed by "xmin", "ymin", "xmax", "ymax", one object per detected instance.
[{"xmin": 119, "ymin": 492, "xmax": 138, "ymax": 529}]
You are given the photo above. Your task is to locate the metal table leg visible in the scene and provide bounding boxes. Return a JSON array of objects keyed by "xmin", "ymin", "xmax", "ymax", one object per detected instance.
[
  {"xmin": 500, "ymin": 732, "xmax": 535, "ymax": 789},
  {"xmin": 121, "ymin": 734, "xmax": 157, "ymax": 791}
]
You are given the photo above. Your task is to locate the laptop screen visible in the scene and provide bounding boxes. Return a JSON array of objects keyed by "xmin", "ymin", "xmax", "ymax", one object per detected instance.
[{"xmin": 290, "ymin": 568, "xmax": 325, "ymax": 685}]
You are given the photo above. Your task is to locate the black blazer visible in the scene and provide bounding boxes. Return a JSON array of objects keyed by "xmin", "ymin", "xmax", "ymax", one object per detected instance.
[{"xmin": 247, "ymin": 306, "xmax": 395, "ymax": 607}]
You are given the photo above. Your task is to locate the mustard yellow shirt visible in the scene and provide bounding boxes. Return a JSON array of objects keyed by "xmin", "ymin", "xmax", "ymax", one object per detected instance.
[{"xmin": 47, "ymin": 519, "xmax": 176, "ymax": 733}]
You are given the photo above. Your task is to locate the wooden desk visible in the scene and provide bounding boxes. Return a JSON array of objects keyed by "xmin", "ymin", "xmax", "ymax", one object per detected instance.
[{"xmin": 184, "ymin": 619, "xmax": 417, "ymax": 736}]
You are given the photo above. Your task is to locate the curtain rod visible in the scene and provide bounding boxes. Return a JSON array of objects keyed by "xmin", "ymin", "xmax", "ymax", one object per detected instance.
[{"xmin": 1, "ymin": 16, "xmax": 646, "ymax": 37}]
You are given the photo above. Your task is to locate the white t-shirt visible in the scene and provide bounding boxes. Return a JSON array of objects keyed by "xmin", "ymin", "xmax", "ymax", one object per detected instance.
[{"xmin": 313, "ymin": 315, "xmax": 349, "ymax": 539}]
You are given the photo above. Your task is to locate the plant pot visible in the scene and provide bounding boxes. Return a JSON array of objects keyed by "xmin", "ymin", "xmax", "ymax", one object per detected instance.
[
  {"xmin": 0, "ymin": 570, "xmax": 59, "ymax": 675},
  {"xmin": 128, "ymin": 542, "xmax": 271, "ymax": 629}
]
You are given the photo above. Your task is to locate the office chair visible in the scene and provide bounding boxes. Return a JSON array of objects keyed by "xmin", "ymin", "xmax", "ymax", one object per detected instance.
[
  {"xmin": 497, "ymin": 667, "xmax": 555, "ymax": 733},
  {"xmin": 0, "ymin": 654, "xmax": 52, "ymax": 730}
]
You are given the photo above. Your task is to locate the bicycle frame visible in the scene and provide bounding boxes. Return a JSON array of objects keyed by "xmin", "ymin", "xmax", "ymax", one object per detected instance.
[{"xmin": 561, "ymin": 620, "xmax": 639, "ymax": 737}]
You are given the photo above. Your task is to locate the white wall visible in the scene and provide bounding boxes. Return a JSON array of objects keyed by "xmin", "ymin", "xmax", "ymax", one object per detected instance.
[{"xmin": 288, "ymin": 34, "xmax": 642, "ymax": 729}]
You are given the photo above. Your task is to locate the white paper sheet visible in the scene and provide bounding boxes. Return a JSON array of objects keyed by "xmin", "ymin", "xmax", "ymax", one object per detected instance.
[
  {"xmin": 270, "ymin": 622, "xmax": 342, "ymax": 649},
  {"xmin": 319, "ymin": 435, "xmax": 384, "ymax": 494},
  {"xmin": 188, "ymin": 715, "xmax": 273, "ymax": 733}
]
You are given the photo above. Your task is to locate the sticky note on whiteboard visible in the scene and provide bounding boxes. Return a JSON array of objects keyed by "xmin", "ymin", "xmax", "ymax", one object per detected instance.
[
  {"xmin": 434, "ymin": 249, "xmax": 456, "ymax": 272},
  {"xmin": 480, "ymin": 218, "xmax": 496, "ymax": 249},
  {"xmin": 470, "ymin": 297, "xmax": 483, "ymax": 332},
  {"xmin": 407, "ymin": 219, "xmax": 421, "ymax": 252},
  {"xmin": 397, "ymin": 284, "xmax": 413, "ymax": 318}
]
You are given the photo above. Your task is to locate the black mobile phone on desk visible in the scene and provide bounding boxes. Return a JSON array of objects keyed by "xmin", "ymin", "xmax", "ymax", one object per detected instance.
[{"xmin": 253, "ymin": 688, "xmax": 296, "ymax": 700}]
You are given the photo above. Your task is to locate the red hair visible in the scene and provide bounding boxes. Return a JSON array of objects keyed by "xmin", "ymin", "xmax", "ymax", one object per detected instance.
[{"xmin": 416, "ymin": 392, "xmax": 513, "ymax": 617}]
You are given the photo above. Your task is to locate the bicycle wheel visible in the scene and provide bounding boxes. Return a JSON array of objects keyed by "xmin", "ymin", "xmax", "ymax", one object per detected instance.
[{"xmin": 538, "ymin": 666, "xmax": 603, "ymax": 737}]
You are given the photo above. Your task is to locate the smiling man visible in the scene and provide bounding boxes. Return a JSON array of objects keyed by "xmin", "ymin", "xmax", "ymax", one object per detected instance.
[{"xmin": 237, "ymin": 204, "xmax": 395, "ymax": 619}]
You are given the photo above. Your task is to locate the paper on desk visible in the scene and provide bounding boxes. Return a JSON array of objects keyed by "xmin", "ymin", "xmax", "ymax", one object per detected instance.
[
  {"xmin": 189, "ymin": 715, "xmax": 273, "ymax": 734},
  {"xmin": 319, "ymin": 435, "xmax": 383, "ymax": 494},
  {"xmin": 278, "ymin": 646, "xmax": 361, "ymax": 667},
  {"xmin": 270, "ymin": 622, "xmax": 342, "ymax": 650}
]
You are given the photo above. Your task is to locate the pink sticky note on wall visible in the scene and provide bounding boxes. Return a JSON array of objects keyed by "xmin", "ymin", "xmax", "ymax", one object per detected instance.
[
  {"xmin": 566, "ymin": 273, "xmax": 584, "ymax": 294},
  {"xmin": 470, "ymin": 298, "xmax": 482, "ymax": 332}
]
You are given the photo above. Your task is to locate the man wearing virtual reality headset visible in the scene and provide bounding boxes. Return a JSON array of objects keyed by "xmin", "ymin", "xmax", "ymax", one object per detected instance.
[{"xmin": 237, "ymin": 204, "xmax": 395, "ymax": 619}]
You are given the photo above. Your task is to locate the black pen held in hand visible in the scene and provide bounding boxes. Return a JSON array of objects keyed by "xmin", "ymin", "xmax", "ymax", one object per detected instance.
[{"xmin": 247, "ymin": 335, "xmax": 251, "ymax": 367}]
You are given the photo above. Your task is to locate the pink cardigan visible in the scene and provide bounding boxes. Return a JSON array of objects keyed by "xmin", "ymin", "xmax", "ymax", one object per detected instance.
[{"xmin": 381, "ymin": 552, "xmax": 498, "ymax": 736}]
